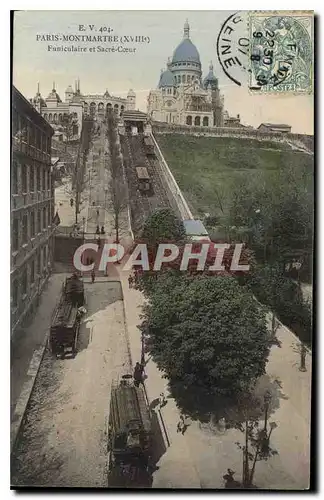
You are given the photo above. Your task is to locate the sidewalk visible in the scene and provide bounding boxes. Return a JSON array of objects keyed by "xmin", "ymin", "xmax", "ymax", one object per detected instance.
[
  {"xmin": 118, "ymin": 266, "xmax": 311, "ymax": 489},
  {"xmin": 119, "ymin": 268, "xmax": 202, "ymax": 488},
  {"xmin": 11, "ymin": 273, "xmax": 69, "ymax": 451}
]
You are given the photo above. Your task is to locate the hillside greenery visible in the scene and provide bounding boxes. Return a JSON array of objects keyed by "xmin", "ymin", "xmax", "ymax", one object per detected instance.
[
  {"xmin": 157, "ymin": 134, "xmax": 313, "ymax": 220},
  {"xmin": 157, "ymin": 134, "xmax": 313, "ymax": 345}
]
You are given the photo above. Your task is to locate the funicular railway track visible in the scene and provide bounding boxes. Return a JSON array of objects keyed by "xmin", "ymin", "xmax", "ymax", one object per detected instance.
[{"xmin": 121, "ymin": 131, "xmax": 175, "ymax": 235}]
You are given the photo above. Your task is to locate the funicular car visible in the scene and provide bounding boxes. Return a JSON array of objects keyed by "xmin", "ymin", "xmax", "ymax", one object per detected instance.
[
  {"xmin": 50, "ymin": 274, "xmax": 85, "ymax": 358},
  {"xmin": 107, "ymin": 375, "xmax": 152, "ymax": 486},
  {"xmin": 143, "ymin": 136, "xmax": 156, "ymax": 158},
  {"xmin": 135, "ymin": 166, "xmax": 153, "ymax": 195}
]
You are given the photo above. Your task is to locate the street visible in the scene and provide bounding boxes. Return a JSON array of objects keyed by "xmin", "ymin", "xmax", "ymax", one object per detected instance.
[{"xmin": 11, "ymin": 281, "xmax": 131, "ymax": 487}]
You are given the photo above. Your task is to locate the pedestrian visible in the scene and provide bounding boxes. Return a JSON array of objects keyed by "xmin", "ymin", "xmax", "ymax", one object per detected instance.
[
  {"xmin": 128, "ymin": 275, "xmax": 133, "ymax": 289},
  {"xmin": 133, "ymin": 362, "xmax": 144, "ymax": 387},
  {"xmin": 91, "ymin": 269, "xmax": 95, "ymax": 283},
  {"xmin": 96, "ymin": 209, "xmax": 100, "ymax": 217},
  {"xmin": 181, "ymin": 414, "xmax": 191, "ymax": 435},
  {"xmin": 97, "ymin": 237, "xmax": 101, "ymax": 248},
  {"xmin": 159, "ymin": 392, "xmax": 167, "ymax": 408},
  {"xmin": 70, "ymin": 198, "xmax": 74, "ymax": 207},
  {"xmin": 95, "ymin": 225, "xmax": 100, "ymax": 235},
  {"xmin": 101, "ymin": 226, "xmax": 105, "ymax": 235}
]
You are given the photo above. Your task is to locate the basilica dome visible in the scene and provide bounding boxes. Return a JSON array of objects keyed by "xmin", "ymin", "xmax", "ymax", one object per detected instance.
[
  {"xmin": 158, "ymin": 69, "xmax": 175, "ymax": 88},
  {"xmin": 172, "ymin": 20, "xmax": 201, "ymax": 64},
  {"xmin": 172, "ymin": 39, "xmax": 200, "ymax": 64}
]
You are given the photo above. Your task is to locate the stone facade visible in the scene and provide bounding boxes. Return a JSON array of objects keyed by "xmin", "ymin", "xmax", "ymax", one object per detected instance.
[
  {"xmin": 11, "ymin": 86, "xmax": 56, "ymax": 336},
  {"xmin": 30, "ymin": 80, "xmax": 136, "ymax": 139},
  {"xmin": 147, "ymin": 21, "xmax": 237, "ymax": 128}
]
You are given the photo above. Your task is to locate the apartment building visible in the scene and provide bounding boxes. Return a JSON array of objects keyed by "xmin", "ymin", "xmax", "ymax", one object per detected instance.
[{"xmin": 11, "ymin": 86, "xmax": 55, "ymax": 336}]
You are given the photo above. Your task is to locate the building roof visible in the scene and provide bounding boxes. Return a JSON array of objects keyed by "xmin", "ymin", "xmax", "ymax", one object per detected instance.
[
  {"xmin": 46, "ymin": 87, "xmax": 62, "ymax": 103},
  {"xmin": 183, "ymin": 219, "xmax": 209, "ymax": 236},
  {"xmin": 172, "ymin": 21, "xmax": 200, "ymax": 65},
  {"xmin": 13, "ymin": 86, "xmax": 54, "ymax": 134},
  {"xmin": 127, "ymin": 89, "xmax": 136, "ymax": 97},
  {"xmin": 123, "ymin": 110, "xmax": 147, "ymax": 122},
  {"xmin": 172, "ymin": 38, "xmax": 200, "ymax": 64},
  {"xmin": 203, "ymin": 62, "xmax": 218, "ymax": 89},
  {"xmin": 158, "ymin": 69, "xmax": 175, "ymax": 88},
  {"xmin": 258, "ymin": 123, "xmax": 291, "ymax": 129}
]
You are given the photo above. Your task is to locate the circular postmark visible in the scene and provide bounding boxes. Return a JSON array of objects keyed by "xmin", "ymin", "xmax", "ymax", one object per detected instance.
[
  {"xmin": 216, "ymin": 11, "xmax": 250, "ymax": 87},
  {"xmin": 249, "ymin": 15, "xmax": 313, "ymax": 92}
]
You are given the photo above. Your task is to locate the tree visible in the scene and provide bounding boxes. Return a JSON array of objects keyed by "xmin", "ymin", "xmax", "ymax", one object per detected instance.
[
  {"xmin": 226, "ymin": 166, "xmax": 313, "ymax": 271},
  {"xmin": 105, "ymin": 108, "xmax": 128, "ymax": 242},
  {"xmin": 141, "ymin": 207, "xmax": 186, "ymax": 245},
  {"xmin": 107, "ymin": 174, "xmax": 128, "ymax": 243},
  {"xmin": 61, "ymin": 113, "xmax": 78, "ymax": 151},
  {"xmin": 69, "ymin": 117, "xmax": 93, "ymax": 224},
  {"xmin": 139, "ymin": 272, "xmax": 270, "ymax": 419},
  {"xmin": 235, "ymin": 414, "xmax": 278, "ymax": 488},
  {"xmin": 248, "ymin": 263, "xmax": 312, "ymax": 345}
]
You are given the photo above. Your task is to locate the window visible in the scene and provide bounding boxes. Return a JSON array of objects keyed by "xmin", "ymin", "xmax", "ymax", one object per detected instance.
[
  {"xmin": 22, "ymin": 164, "xmax": 28, "ymax": 193},
  {"xmin": 36, "ymin": 168, "xmax": 41, "ymax": 191},
  {"xmin": 203, "ymin": 116, "xmax": 209, "ymax": 127},
  {"xmin": 30, "ymin": 211, "xmax": 35, "ymax": 237},
  {"xmin": 30, "ymin": 259, "xmax": 35, "ymax": 284},
  {"xmin": 22, "ymin": 268, "xmax": 27, "ymax": 296},
  {"xmin": 12, "ymin": 161, "xmax": 18, "ymax": 194},
  {"xmin": 12, "ymin": 218, "xmax": 19, "ymax": 251},
  {"xmin": 42, "ymin": 169, "xmax": 46, "ymax": 191},
  {"xmin": 29, "ymin": 165, "xmax": 34, "ymax": 192},
  {"xmin": 29, "ymin": 125, "xmax": 35, "ymax": 147},
  {"xmin": 43, "ymin": 246, "xmax": 47, "ymax": 268},
  {"xmin": 21, "ymin": 117, "xmax": 27, "ymax": 142},
  {"xmin": 36, "ymin": 128, "xmax": 41, "ymax": 149},
  {"xmin": 37, "ymin": 209, "xmax": 41, "ymax": 233},
  {"xmin": 43, "ymin": 206, "xmax": 47, "ymax": 229},
  {"xmin": 22, "ymin": 214, "xmax": 28, "ymax": 243}
]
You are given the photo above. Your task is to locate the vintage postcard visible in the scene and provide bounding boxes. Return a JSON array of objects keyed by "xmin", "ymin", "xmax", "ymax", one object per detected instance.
[{"xmin": 11, "ymin": 10, "xmax": 314, "ymax": 489}]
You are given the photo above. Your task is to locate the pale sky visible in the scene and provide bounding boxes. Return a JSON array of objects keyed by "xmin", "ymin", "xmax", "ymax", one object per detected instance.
[{"xmin": 13, "ymin": 10, "xmax": 313, "ymax": 134}]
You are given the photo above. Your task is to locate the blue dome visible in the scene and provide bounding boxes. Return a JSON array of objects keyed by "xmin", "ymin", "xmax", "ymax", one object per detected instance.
[
  {"xmin": 203, "ymin": 63, "xmax": 218, "ymax": 89},
  {"xmin": 172, "ymin": 39, "xmax": 200, "ymax": 64},
  {"xmin": 158, "ymin": 69, "xmax": 175, "ymax": 88}
]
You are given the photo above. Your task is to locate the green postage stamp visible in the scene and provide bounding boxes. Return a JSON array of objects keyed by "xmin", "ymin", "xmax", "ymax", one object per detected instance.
[{"xmin": 248, "ymin": 11, "xmax": 313, "ymax": 93}]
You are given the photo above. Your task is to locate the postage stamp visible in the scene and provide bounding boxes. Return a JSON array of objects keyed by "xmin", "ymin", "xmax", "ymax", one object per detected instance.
[{"xmin": 248, "ymin": 11, "xmax": 313, "ymax": 93}]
